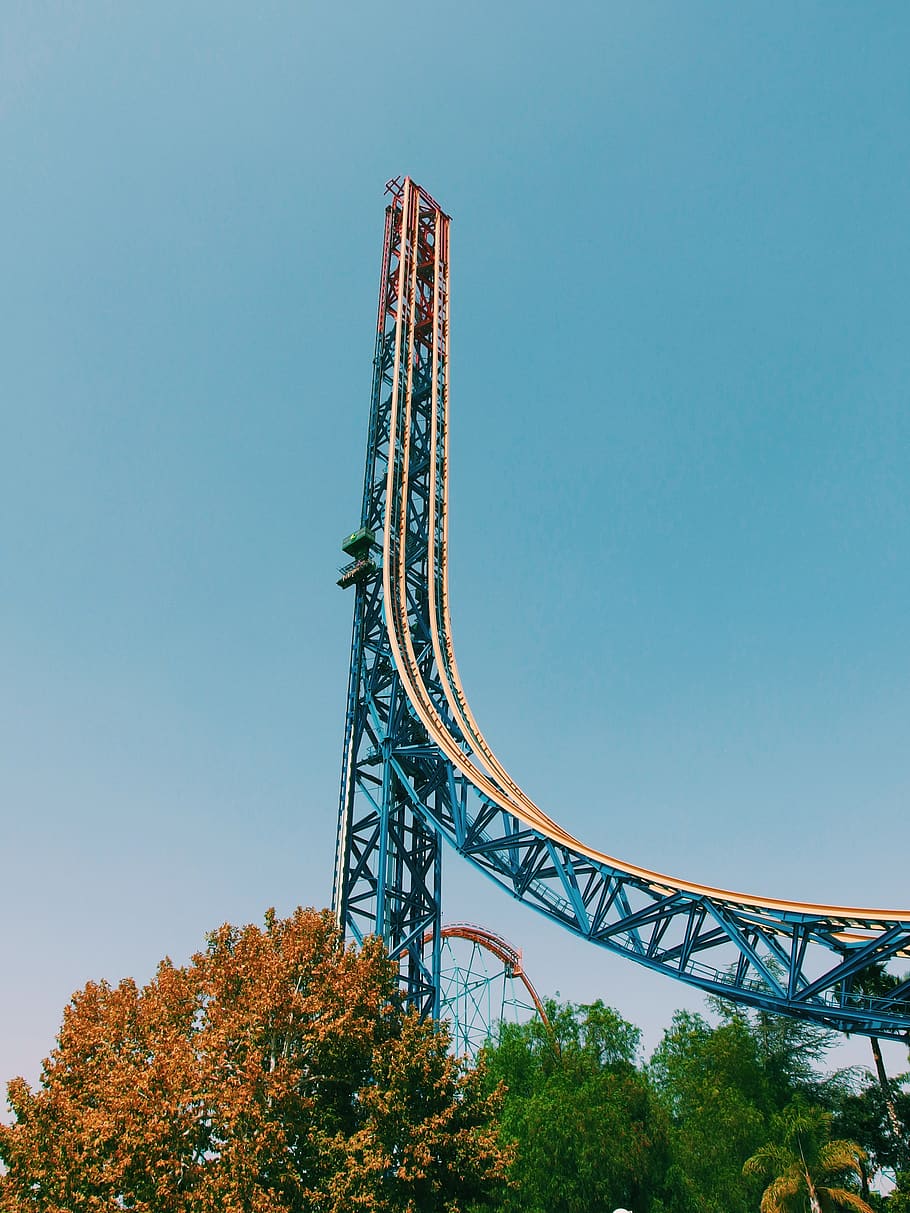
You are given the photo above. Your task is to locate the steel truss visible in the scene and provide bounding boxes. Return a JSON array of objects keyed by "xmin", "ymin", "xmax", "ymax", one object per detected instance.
[{"xmin": 334, "ymin": 176, "xmax": 910, "ymax": 1041}]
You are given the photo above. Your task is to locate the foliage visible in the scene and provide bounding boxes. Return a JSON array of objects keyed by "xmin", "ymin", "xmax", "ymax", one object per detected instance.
[
  {"xmin": 832, "ymin": 1072, "xmax": 910, "ymax": 1178},
  {"xmin": 649, "ymin": 1008, "xmax": 773, "ymax": 1213},
  {"xmin": 848, "ymin": 963, "xmax": 910, "ymax": 1174},
  {"xmin": 5, "ymin": 908, "xmax": 909, "ymax": 1213},
  {"xmin": 0, "ymin": 908, "xmax": 509, "ymax": 1213},
  {"xmin": 887, "ymin": 1173, "xmax": 910, "ymax": 1213},
  {"xmin": 648, "ymin": 999, "xmax": 861, "ymax": 1213},
  {"xmin": 706, "ymin": 995, "xmax": 839, "ymax": 1106},
  {"xmin": 742, "ymin": 1103, "xmax": 874, "ymax": 1213},
  {"xmin": 481, "ymin": 999, "xmax": 671, "ymax": 1213}
]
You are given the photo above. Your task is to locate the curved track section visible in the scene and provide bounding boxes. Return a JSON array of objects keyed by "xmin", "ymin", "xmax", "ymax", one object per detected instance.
[
  {"xmin": 427, "ymin": 924, "xmax": 550, "ymax": 1057},
  {"xmin": 334, "ymin": 176, "xmax": 910, "ymax": 1039}
]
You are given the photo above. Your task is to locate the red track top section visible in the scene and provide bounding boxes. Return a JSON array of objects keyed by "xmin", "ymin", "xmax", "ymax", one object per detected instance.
[{"xmin": 435, "ymin": 923, "xmax": 550, "ymax": 1028}]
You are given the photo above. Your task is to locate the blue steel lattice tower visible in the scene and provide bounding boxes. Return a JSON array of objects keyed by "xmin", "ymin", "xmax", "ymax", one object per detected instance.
[{"xmin": 333, "ymin": 177, "xmax": 449, "ymax": 1015}]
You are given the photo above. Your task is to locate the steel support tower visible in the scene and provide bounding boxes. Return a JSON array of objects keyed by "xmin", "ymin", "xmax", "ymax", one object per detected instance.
[
  {"xmin": 334, "ymin": 176, "xmax": 910, "ymax": 1040},
  {"xmin": 333, "ymin": 177, "xmax": 449, "ymax": 1016}
]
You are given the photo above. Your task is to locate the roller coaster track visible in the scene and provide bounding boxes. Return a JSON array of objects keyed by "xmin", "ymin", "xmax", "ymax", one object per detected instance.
[
  {"xmin": 333, "ymin": 176, "xmax": 910, "ymax": 1040},
  {"xmin": 428, "ymin": 924, "xmax": 551, "ymax": 1055},
  {"xmin": 431, "ymin": 923, "xmax": 550, "ymax": 1031}
]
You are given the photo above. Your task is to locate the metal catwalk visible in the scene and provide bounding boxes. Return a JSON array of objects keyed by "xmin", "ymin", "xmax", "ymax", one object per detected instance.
[{"xmin": 333, "ymin": 176, "xmax": 910, "ymax": 1039}]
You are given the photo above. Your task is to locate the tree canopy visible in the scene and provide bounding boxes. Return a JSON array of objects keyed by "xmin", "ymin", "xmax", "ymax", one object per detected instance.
[
  {"xmin": 482, "ymin": 999, "xmax": 671, "ymax": 1213},
  {"xmin": 0, "ymin": 908, "xmax": 509, "ymax": 1213},
  {"xmin": 480, "ymin": 995, "xmax": 907, "ymax": 1213},
  {"xmin": 4, "ymin": 911, "xmax": 909, "ymax": 1213}
]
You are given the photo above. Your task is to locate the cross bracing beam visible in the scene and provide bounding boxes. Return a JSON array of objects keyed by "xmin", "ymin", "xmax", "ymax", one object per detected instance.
[{"xmin": 334, "ymin": 176, "xmax": 910, "ymax": 1040}]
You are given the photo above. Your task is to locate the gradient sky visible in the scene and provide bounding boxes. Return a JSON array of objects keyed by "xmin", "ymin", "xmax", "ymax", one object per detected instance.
[{"xmin": 3, "ymin": 3, "xmax": 909, "ymax": 1093}]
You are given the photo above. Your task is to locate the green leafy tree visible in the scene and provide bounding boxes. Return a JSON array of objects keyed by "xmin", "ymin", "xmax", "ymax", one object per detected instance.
[
  {"xmin": 743, "ymin": 1103, "xmax": 874, "ymax": 1213},
  {"xmin": 850, "ymin": 964, "xmax": 910, "ymax": 1168},
  {"xmin": 0, "ymin": 908, "xmax": 510, "ymax": 1212},
  {"xmin": 482, "ymin": 1000, "xmax": 671, "ymax": 1213},
  {"xmin": 649, "ymin": 993, "xmax": 853, "ymax": 1213},
  {"xmin": 886, "ymin": 1173, "xmax": 910, "ymax": 1213},
  {"xmin": 704, "ymin": 991, "xmax": 838, "ymax": 1108},
  {"xmin": 830, "ymin": 1072, "xmax": 910, "ymax": 1194},
  {"xmin": 649, "ymin": 1008, "xmax": 772, "ymax": 1213}
]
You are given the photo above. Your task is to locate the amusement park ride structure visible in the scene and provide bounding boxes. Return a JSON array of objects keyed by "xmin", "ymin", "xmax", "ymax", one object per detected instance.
[
  {"xmin": 429, "ymin": 924, "xmax": 550, "ymax": 1056},
  {"xmin": 333, "ymin": 176, "xmax": 910, "ymax": 1041}
]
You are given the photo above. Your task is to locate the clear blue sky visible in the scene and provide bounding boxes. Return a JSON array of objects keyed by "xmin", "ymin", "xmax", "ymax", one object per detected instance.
[{"xmin": 3, "ymin": 3, "xmax": 908, "ymax": 1090}]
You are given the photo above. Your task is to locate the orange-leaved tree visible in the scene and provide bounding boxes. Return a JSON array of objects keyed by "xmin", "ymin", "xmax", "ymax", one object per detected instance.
[{"xmin": 0, "ymin": 908, "xmax": 510, "ymax": 1212}]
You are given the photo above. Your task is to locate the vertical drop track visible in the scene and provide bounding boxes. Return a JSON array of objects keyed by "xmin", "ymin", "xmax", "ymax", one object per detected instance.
[{"xmin": 334, "ymin": 177, "xmax": 910, "ymax": 1040}]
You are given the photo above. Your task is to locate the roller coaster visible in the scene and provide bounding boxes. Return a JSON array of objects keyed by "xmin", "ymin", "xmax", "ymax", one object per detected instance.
[
  {"xmin": 429, "ymin": 924, "xmax": 549, "ymax": 1056},
  {"xmin": 333, "ymin": 176, "xmax": 910, "ymax": 1041}
]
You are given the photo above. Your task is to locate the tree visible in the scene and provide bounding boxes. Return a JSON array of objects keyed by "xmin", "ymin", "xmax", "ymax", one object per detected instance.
[
  {"xmin": 850, "ymin": 964, "xmax": 910, "ymax": 1166},
  {"xmin": 0, "ymin": 908, "xmax": 510, "ymax": 1212},
  {"xmin": 742, "ymin": 1104, "xmax": 874, "ymax": 1213},
  {"xmin": 705, "ymin": 997, "xmax": 837, "ymax": 1109},
  {"xmin": 886, "ymin": 1173, "xmax": 910, "ymax": 1213},
  {"xmin": 649, "ymin": 1009, "xmax": 772, "ymax": 1213},
  {"xmin": 831, "ymin": 1072, "xmax": 910, "ymax": 1191},
  {"xmin": 648, "ymin": 996, "xmax": 852, "ymax": 1213},
  {"xmin": 482, "ymin": 1000, "xmax": 671, "ymax": 1213}
]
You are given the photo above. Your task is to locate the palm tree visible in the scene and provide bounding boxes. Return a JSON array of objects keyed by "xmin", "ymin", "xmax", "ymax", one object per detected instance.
[{"xmin": 742, "ymin": 1105, "xmax": 874, "ymax": 1213}]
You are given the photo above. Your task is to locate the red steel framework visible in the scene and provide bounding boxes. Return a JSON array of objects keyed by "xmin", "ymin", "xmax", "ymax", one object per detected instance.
[{"xmin": 433, "ymin": 923, "xmax": 550, "ymax": 1028}]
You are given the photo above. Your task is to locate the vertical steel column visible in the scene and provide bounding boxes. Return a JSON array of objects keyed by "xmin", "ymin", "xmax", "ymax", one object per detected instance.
[{"xmin": 333, "ymin": 178, "xmax": 449, "ymax": 1016}]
